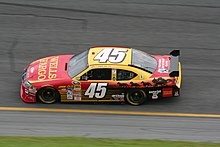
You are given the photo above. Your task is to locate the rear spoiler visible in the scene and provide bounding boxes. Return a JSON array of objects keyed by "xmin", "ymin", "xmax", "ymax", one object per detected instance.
[{"xmin": 169, "ymin": 50, "xmax": 180, "ymax": 77}]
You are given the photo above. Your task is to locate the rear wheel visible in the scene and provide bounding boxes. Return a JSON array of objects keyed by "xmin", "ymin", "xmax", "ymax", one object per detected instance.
[
  {"xmin": 126, "ymin": 89, "xmax": 146, "ymax": 106},
  {"xmin": 37, "ymin": 87, "xmax": 60, "ymax": 104}
]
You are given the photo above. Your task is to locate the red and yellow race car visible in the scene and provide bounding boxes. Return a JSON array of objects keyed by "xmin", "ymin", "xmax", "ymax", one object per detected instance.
[{"xmin": 21, "ymin": 46, "xmax": 181, "ymax": 105}]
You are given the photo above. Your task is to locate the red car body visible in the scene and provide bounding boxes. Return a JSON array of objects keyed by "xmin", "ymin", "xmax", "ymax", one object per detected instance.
[{"xmin": 21, "ymin": 46, "xmax": 181, "ymax": 105}]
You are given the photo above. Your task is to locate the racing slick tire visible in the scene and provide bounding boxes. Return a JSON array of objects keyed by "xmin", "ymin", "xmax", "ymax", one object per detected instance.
[
  {"xmin": 126, "ymin": 89, "xmax": 146, "ymax": 106},
  {"xmin": 37, "ymin": 87, "xmax": 60, "ymax": 104}
]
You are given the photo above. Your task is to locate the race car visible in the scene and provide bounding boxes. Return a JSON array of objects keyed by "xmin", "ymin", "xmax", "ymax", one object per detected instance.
[{"xmin": 21, "ymin": 46, "xmax": 181, "ymax": 105}]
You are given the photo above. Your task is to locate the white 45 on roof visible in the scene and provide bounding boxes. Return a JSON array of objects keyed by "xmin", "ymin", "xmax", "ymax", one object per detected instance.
[{"xmin": 88, "ymin": 46, "xmax": 132, "ymax": 66}]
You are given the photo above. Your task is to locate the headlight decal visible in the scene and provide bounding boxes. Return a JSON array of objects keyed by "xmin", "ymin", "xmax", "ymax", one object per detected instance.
[
  {"xmin": 24, "ymin": 80, "xmax": 32, "ymax": 88},
  {"xmin": 28, "ymin": 87, "xmax": 37, "ymax": 94}
]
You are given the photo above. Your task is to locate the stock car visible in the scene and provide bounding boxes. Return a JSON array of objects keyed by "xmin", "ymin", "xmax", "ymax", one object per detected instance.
[{"xmin": 20, "ymin": 46, "xmax": 181, "ymax": 105}]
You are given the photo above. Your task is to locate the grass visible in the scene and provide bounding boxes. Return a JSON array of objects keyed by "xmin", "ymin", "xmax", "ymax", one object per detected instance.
[{"xmin": 0, "ymin": 136, "xmax": 219, "ymax": 147}]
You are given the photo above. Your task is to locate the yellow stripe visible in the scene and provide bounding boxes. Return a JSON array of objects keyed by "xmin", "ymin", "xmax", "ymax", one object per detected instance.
[{"xmin": 0, "ymin": 107, "xmax": 220, "ymax": 118}]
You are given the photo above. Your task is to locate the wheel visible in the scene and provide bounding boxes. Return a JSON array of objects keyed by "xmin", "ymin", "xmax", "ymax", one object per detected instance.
[
  {"xmin": 37, "ymin": 87, "xmax": 60, "ymax": 104},
  {"xmin": 126, "ymin": 89, "xmax": 146, "ymax": 106}
]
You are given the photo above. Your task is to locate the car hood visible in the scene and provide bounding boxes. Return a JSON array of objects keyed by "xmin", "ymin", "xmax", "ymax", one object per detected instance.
[{"xmin": 25, "ymin": 55, "xmax": 73, "ymax": 82}]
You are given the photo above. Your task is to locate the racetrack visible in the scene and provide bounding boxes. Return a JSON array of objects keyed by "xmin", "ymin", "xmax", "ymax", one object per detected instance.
[{"xmin": 0, "ymin": 0, "xmax": 220, "ymax": 142}]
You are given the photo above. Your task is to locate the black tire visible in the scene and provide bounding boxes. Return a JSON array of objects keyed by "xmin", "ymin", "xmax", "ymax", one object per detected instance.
[
  {"xmin": 37, "ymin": 87, "xmax": 60, "ymax": 104},
  {"xmin": 126, "ymin": 89, "xmax": 146, "ymax": 106}
]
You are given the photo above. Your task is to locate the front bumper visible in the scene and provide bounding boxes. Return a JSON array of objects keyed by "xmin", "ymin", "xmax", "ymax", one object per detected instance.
[{"xmin": 20, "ymin": 81, "xmax": 36, "ymax": 103}]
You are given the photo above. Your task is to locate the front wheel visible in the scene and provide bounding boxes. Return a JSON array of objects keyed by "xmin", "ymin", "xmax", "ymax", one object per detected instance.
[
  {"xmin": 37, "ymin": 87, "xmax": 60, "ymax": 104},
  {"xmin": 126, "ymin": 89, "xmax": 146, "ymax": 106}
]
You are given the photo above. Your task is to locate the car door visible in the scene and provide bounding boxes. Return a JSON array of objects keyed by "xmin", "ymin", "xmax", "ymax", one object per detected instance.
[{"xmin": 79, "ymin": 68, "xmax": 112, "ymax": 101}]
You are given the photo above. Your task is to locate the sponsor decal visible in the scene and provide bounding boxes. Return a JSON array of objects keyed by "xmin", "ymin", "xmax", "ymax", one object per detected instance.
[
  {"xmin": 38, "ymin": 56, "xmax": 59, "ymax": 81},
  {"xmin": 162, "ymin": 88, "xmax": 173, "ymax": 97},
  {"xmin": 67, "ymin": 85, "xmax": 74, "ymax": 88},
  {"xmin": 28, "ymin": 87, "xmax": 37, "ymax": 94},
  {"xmin": 24, "ymin": 89, "xmax": 29, "ymax": 94},
  {"xmin": 48, "ymin": 56, "xmax": 59, "ymax": 79},
  {"xmin": 149, "ymin": 90, "xmax": 161, "ymax": 99},
  {"xmin": 158, "ymin": 58, "xmax": 169, "ymax": 73},
  {"xmin": 112, "ymin": 69, "xmax": 116, "ymax": 74},
  {"xmin": 174, "ymin": 90, "xmax": 179, "ymax": 96},
  {"xmin": 27, "ymin": 96, "xmax": 34, "ymax": 100},
  {"xmin": 30, "ymin": 67, "xmax": 35, "ymax": 73},
  {"xmin": 158, "ymin": 68, "xmax": 169, "ymax": 73},
  {"xmin": 26, "ymin": 68, "xmax": 30, "ymax": 78},
  {"xmin": 112, "ymin": 93, "xmax": 124, "ymax": 99},
  {"xmin": 38, "ymin": 58, "xmax": 48, "ymax": 80},
  {"xmin": 74, "ymin": 92, "xmax": 81, "ymax": 100},
  {"xmin": 58, "ymin": 86, "xmax": 66, "ymax": 89},
  {"xmin": 74, "ymin": 96, "xmax": 81, "ymax": 101},
  {"xmin": 112, "ymin": 69, "xmax": 116, "ymax": 81},
  {"xmin": 75, "ymin": 77, "xmax": 80, "ymax": 80},
  {"xmin": 74, "ymin": 85, "xmax": 81, "ymax": 91},
  {"xmin": 67, "ymin": 88, "xmax": 73, "ymax": 100},
  {"xmin": 112, "ymin": 93, "xmax": 125, "ymax": 102},
  {"xmin": 73, "ymin": 81, "xmax": 80, "ymax": 85}
]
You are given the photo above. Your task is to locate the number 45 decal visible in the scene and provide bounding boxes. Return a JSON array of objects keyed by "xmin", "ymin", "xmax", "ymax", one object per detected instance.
[
  {"xmin": 94, "ymin": 48, "xmax": 128, "ymax": 63},
  {"xmin": 85, "ymin": 83, "xmax": 107, "ymax": 99}
]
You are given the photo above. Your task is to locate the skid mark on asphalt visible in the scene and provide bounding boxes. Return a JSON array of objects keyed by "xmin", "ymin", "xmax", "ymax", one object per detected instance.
[
  {"xmin": 0, "ymin": 107, "xmax": 220, "ymax": 118},
  {"xmin": 8, "ymin": 39, "xmax": 18, "ymax": 73},
  {"xmin": 0, "ymin": 13, "xmax": 88, "ymax": 31}
]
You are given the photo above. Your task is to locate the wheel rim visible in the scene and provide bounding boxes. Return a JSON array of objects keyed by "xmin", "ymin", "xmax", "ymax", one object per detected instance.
[
  {"xmin": 130, "ymin": 91, "xmax": 143, "ymax": 102},
  {"xmin": 41, "ymin": 89, "xmax": 56, "ymax": 102}
]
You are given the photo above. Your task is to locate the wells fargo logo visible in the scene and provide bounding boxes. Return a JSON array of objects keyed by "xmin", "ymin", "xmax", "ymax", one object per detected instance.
[
  {"xmin": 162, "ymin": 88, "xmax": 173, "ymax": 97},
  {"xmin": 38, "ymin": 56, "xmax": 59, "ymax": 80}
]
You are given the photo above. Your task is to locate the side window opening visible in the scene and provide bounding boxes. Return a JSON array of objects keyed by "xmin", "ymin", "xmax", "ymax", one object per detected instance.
[
  {"xmin": 117, "ymin": 69, "xmax": 137, "ymax": 81},
  {"xmin": 80, "ymin": 68, "xmax": 111, "ymax": 80}
]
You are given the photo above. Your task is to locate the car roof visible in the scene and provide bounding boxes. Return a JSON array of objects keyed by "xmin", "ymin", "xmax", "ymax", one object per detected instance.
[{"xmin": 88, "ymin": 46, "xmax": 132, "ymax": 66}]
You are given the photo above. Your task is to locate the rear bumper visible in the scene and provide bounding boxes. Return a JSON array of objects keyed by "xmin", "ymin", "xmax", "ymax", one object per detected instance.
[
  {"xmin": 20, "ymin": 82, "xmax": 36, "ymax": 103},
  {"xmin": 147, "ymin": 86, "xmax": 180, "ymax": 100}
]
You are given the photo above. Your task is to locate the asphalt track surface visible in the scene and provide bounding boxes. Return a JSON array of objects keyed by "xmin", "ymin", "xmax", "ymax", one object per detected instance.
[{"xmin": 0, "ymin": 0, "xmax": 220, "ymax": 142}]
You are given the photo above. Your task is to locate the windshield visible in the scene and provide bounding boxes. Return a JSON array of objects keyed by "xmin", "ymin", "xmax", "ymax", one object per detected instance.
[
  {"xmin": 68, "ymin": 50, "xmax": 88, "ymax": 78},
  {"xmin": 132, "ymin": 49, "xmax": 157, "ymax": 73}
]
